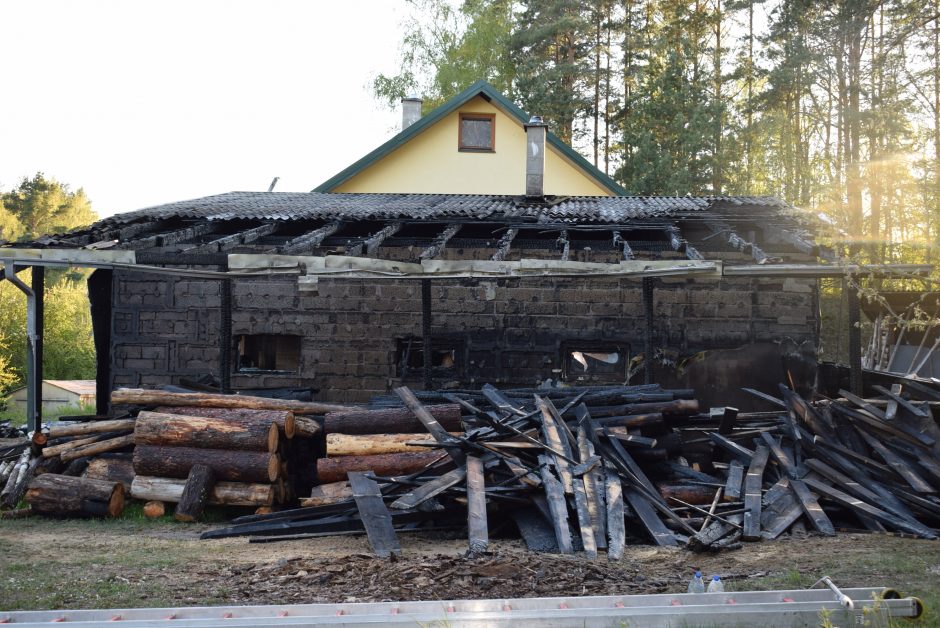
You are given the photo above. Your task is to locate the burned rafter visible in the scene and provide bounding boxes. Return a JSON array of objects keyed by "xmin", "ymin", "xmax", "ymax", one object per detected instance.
[
  {"xmin": 347, "ymin": 223, "xmax": 402, "ymax": 257},
  {"xmin": 117, "ymin": 222, "xmax": 218, "ymax": 250},
  {"xmin": 280, "ymin": 222, "xmax": 342, "ymax": 255},
  {"xmin": 420, "ymin": 223, "xmax": 461, "ymax": 260},
  {"xmin": 666, "ymin": 225, "xmax": 704, "ymax": 261},
  {"xmin": 612, "ymin": 231, "xmax": 635, "ymax": 260},
  {"xmin": 557, "ymin": 230, "xmax": 570, "ymax": 262},
  {"xmin": 491, "ymin": 227, "xmax": 518, "ymax": 262},
  {"xmin": 706, "ymin": 221, "xmax": 771, "ymax": 263},
  {"xmin": 184, "ymin": 222, "xmax": 281, "ymax": 254}
]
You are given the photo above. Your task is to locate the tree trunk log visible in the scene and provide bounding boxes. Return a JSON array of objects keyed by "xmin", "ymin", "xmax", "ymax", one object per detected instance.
[
  {"xmin": 130, "ymin": 475, "xmax": 274, "ymax": 506},
  {"xmin": 134, "ymin": 411, "xmax": 278, "ymax": 452},
  {"xmin": 143, "ymin": 501, "xmax": 165, "ymax": 518},
  {"xmin": 154, "ymin": 406, "xmax": 295, "ymax": 439},
  {"xmin": 300, "ymin": 481, "xmax": 352, "ymax": 507},
  {"xmin": 316, "ymin": 451, "xmax": 444, "ymax": 484},
  {"xmin": 133, "ymin": 445, "xmax": 279, "ymax": 483},
  {"xmin": 1, "ymin": 451, "xmax": 31, "ymax": 508},
  {"xmin": 112, "ymin": 388, "xmax": 358, "ymax": 414},
  {"xmin": 84, "ymin": 458, "xmax": 136, "ymax": 494},
  {"xmin": 326, "ymin": 433, "xmax": 457, "ymax": 456},
  {"xmin": 43, "ymin": 433, "xmax": 115, "ymax": 458},
  {"xmin": 293, "ymin": 417, "xmax": 322, "ymax": 438},
  {"xmin": 324, "ymin": 405, "xmax": 463, "ymax": 435},
  {"xmin": 47, "ymin": 419, "xmax": 136, "ymax": 439},
  {"xmin": 26, "ymin": 474, "xmax": 124, "ymax": 518},
  {"xmin": 175, "ymin": 464, "xmax": 215, "ymax": 522},
  {"xmin": 61, "ymin": 434, "xmax": 135, "ymax": 463}
]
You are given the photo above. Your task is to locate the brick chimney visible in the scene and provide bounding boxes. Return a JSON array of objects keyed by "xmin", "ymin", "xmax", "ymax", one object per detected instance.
[
  {"xmin": 401, "ymin": 97, "xmax": 423, "ymax": 130},
  {"xmin": 524, "ymin": 115, "xmax": 548, "ymax": 198}
]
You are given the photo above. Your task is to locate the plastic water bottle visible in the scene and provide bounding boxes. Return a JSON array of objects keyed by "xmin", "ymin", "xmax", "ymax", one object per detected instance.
[
  {"xmin": 688, "ymin": 571, "xmax": 705, "ymax": 593},
  {"xmin": 707, "ymin": 575, "xmax": 725, "ymax": 593}
]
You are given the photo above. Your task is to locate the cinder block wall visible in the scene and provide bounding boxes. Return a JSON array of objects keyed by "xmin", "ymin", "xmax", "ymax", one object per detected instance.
[{"xmin": 110, "ymin": 251, "xmax": 818, "ymax": 402}]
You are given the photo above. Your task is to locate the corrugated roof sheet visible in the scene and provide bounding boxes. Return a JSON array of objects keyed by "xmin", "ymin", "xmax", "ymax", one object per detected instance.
[{"xmin": 94, "ymin": 191, "xmax": 793, "ymax": 226}]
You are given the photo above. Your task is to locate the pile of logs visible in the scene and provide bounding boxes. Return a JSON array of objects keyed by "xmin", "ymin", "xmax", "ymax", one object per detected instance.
[{"xmin": 199, "ymin": 381, "xmax": 940, "ymax": 559}]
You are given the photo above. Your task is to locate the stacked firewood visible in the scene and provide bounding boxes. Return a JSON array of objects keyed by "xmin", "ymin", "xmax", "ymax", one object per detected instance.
[{"xmin": 199, "ymin": 381, "xmax": 940, "ymax": 558}]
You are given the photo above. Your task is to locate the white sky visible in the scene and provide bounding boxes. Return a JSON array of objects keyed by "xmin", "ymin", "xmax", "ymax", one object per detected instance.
[{"xmin": 0, "ymin": 0, "xmax": 409, "ymax": 217}]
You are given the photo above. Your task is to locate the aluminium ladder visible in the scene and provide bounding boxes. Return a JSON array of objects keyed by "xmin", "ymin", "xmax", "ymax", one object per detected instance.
[{"xmin": 0, "ymin": 584, "xmax": 924, "ymax": 627}]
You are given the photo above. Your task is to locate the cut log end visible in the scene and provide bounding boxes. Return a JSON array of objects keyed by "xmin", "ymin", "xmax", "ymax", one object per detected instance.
[
  {"xmin": 283, "ymin": 411, "xmax": 296, "ymax": 439},
  {"xmin": 143, "ymin": 500, "xmax": 165, "ymax": 518},
  {"xmin": 268, "ymin": 456, "xmax": 280, "ymax": 482},
  {"xmin": 267, "ymin": 423, "xmax": 279, "ymax": 454},
  {"xmin": 108, "ymin": 483, "xmax": 126, "ymax": 518}
]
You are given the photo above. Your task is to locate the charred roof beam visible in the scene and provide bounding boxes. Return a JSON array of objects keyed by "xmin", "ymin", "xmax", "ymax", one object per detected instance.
[
  {"xmin": 705, "ymin": 221, "xmax": 774, "ymax": 264},
  {"xmin": 666, "ymin": 225, "xmax": 704, "ymax": 261},
  {"xmin": 280, "ymin": 222, "xmax": 343, "ymax": 255},
  {"xmin": 491, "ymin": 227, "xmax": 518, "ymax": 262},
  {"xmin": 557, "ymin": 229, "xmax": 570, "ymax": 262},
  {"xmin": 347, "ymin": 223, "xmax": 402, "ymax": 257},
  {"xmin": 420, "ymin": 223, "xmax": 461, "ymax": 260},
  {"xmin": 118, "ymin": 222, "xmax": 218, "ymax": 250},
  {"xmin": 612, "ymin": 230, "xmax": 636, "ymax": 260},
  {"xmin": 184, "ymin": 222, "xmax": 281, "ymax": 254}
]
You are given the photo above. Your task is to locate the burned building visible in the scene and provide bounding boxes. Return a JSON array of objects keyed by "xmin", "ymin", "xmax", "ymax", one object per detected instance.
[{"xmin": 4, "ymin": 189, "xmax": 829, "ymax": 410}]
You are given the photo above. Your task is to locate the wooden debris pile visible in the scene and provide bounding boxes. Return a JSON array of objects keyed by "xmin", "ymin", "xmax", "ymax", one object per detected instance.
[{"xmin": 199, "ymin": 381, "xmax": 940, "ymax": 557}]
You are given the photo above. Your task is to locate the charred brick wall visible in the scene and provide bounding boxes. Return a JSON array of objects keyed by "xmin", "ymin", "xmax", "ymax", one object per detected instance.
[{"xmin": 110, "ymin": 252, "xmax": 818, "ymax": 402}]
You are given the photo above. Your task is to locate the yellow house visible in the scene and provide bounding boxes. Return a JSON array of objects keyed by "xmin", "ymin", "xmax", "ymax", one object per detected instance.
[{"xmin": 314, "ymin": 81, "xmax": 626, "ymax": 196}]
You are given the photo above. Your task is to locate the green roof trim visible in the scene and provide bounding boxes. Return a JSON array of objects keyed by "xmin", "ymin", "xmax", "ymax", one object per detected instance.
[{"xmin": 312, "ymin": 80, "xmax": 628, "ymax": 195}]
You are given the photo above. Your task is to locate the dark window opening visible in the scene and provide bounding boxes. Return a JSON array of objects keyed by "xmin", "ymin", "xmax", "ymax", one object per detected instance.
[
  {"xmin": 459, "ymin": 113, "xmax": 495, "ymax": 152},
  {"xmin": 396, "ymin": 337, "xmax": 462, "ymax": 379},
  {"xmin": 237, "ymin": 334, "xmax": 301, "ymax": 372},
  {"xmin": 562, "ymin": 343, "xmax": 628, "ymax": 383}
]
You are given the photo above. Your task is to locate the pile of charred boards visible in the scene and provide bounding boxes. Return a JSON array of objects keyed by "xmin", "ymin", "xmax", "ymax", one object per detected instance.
[{"xmin": 2, "ymin": 379, "xmax": 940, "ymax": 559}]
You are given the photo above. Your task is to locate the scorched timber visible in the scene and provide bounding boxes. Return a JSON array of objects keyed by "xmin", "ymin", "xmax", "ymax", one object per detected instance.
[
  {"xmin": 133, "ymin": 445, "xmax": 279, "ymax": 483},
  {"xmin": 175, "ymin": 464, "xmax": 215, "ymax": 522},
  {"xmin": 84, "ymin": 457, "xmax": 135, "ymax": 493},
  {"xmin": 134, "ymin": 411, "xmax": 279, "ymax": 452},
  {"xmin": 316, "ymin": 451, "xmax": 444, "ymax": 484},
  {"xmin": 325, "ymin": 404, "xmax": 463, "ymax": 435},
  {"xmin": 131, "ymin": 476, "xmax": 275, "ymax": 506},
  {"xmin": 112, "ymin": 389, "xmax": 358, "ymax": 414},
  {"xmin": 26, "ymin": 474, "xmax": 124, "ymax": 518},
  {"xmin": 155, "ymin": 406, "xmax": 296, "ymax": 439}
]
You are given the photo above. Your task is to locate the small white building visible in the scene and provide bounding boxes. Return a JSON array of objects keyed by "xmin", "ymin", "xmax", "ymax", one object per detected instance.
[{"xmin": 6, "ymin": 380, "xmax": 96, "ymax": 413}]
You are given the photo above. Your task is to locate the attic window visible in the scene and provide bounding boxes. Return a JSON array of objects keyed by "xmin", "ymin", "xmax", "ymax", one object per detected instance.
[
  {"xmin": 562, "ymin": 343, "xmax": 628, "ymax": 384},
  {"xmin": 459, "ymin": 113, "xmax": 495, "ymax": 152},
  {"xmin": 237, "ymin": 334, "xmax": 301, "ymax": 373}
]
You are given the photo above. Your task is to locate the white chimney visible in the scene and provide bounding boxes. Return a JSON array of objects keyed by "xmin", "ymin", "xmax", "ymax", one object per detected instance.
[
  {"xmin": 401, "ymin": 96, "xmax": 423, "ymax": 130},
  {"xmin": 524, "ymin": 115, "xmax": 548, "ymax": 197}
]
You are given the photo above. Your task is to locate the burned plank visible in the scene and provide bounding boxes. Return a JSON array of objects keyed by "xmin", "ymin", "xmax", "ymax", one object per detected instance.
[
  {"xmin": 511, "ymin": 507, "xmax": 559, "ymax": 553},
  {"xmin": 280, "ymin": 222, "xmax": 342, "ymax": 254},
  {"xmin": 855, "ymin": 429, "xmax": 935, "ymax": 493},
  {"xmin": 873, "ymin": 384, "xmax": 928, "ymax": 419},
  {"xmin": 612, "ymin": 230, "xmax": 635, "ymax": 260},
  {"xmin": 576, "ymin": 412, "xmax": 607, "ymax": 550},
  {"xmin": 185, "ymin": 222, "xmax": 279, "ymax": 254},
  {"xmin": 491, "ymin": 227, "xmax": 518, "ymax": 262},
  {"xmin": 394, "ymin": 387, "xmax": 465, "ymax": 466},
  {"xmin": 624, "ymin": 487, "xmax": 678, "ymax": 546},
  {"xmin": 725, "ymin": 460, "xmax": 745, "ymax": 500},
  {"xmin": 347, "ymin": 472, "xmax": 401, "ymax": 557},
  {"xmin": 465, "ymin": 455, "xmax": 488, "ymax": 555},
  {"xmin": 537, "ymin": 454, "xmax": 573, "ymax": 554},
  {"xmin": 742, "ymin": 444, "xmax": 770, "ymax": 540},
  {"xmin": 760, "ymin": 432, "xmax": 835, "ymax": 536},
  {"xmin": 605, "ymin": 465, "xmax": 625, "ymax": 560},
  {"xmin": 760, "ymin": 477, "xmax": 802, "ymax": 539},
  {"xmin": 803, "ymin": 477, "xmax": 938, "ymax": 539},
  {"xmin": 536, "ymin": 396, "xmax": 575, "ymax": 494},
  {"xmin": 390, "ymin": 466, "xmax": 466, "ymax": 510}
]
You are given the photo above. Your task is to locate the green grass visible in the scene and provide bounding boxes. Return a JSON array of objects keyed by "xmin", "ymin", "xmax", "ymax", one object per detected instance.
[{"xmin": 0, "ymin": 402, "xmax": 96, "ymax": 427}]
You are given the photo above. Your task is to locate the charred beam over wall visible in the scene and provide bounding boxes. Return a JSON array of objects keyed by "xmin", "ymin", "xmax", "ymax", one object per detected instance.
[
  {"xmin": 363, "ymin": 223, "xmax": 402, "ymax": 257},
  {"xmin": 422, "ymin": 279, "xmax": 433, "ymax": 390},
  {"xmin": 219, "ymin": 262, "xmax": 233, "ymax": 394},
  {"xmin": 187, "ymin": 222, "xmax": 280, "ymax": 254},
  {"xmin": 120, "ymin": 222, "xmax": 218, "ymax": 250},
  {"xmin": 136, "ymin": 252, "xmax": 228, "ymax": 267},
  {"xmin": 612, "ymin": 231, "xmax": 635, "ymax": 260},
  {"xmin": 88, "ymin": 269, "xmax": 113, "ymax": 416},
  {"xmin": 707, "ymin": 221, "xmax": 769, "ymax": 263},
  {"xmin": 281, "ymin": 222, "xmax": 342, "ymax": 255},
  {"xmin": 667, "ymin": 226, "xmax": 704, "ymax": 261},
  {"xmin": 643, "ymin": 277, "xmax": 655, "ymax": 385},
  {"xmin": 492, "ymin": 228, "xmax": 518, "ymax": 262},
  {"xmin": 558, "ymin": 230, "xmax": 570, "ymax": 262},
  {"xmin": 420, "ymin": 224, "xmax": 461, "ymax": 260}
]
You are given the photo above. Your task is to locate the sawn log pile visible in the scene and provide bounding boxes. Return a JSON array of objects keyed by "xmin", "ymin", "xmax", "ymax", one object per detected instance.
[{"xmin": 2, "ymin": 380, "xmax": 940, "ymax": 559}]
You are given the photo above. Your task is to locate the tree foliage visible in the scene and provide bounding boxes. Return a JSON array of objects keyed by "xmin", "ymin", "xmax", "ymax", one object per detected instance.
[
  {"xmin": 378, "ymin": 0, "xmax": 940, "ymax": 268},
  {"xmin": 2, "ymin": 173, "xmax": 97, "ymax": 240}
]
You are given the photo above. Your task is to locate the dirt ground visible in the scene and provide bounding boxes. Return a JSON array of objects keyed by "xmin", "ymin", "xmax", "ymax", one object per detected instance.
[{"xmin": 2, "ymin": 516, "xmax": 940, "ymax": 623}]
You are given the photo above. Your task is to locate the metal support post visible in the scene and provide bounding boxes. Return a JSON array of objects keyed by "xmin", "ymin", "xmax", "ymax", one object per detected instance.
[
  {"xmin": 219, "ymin": 270, "xmax": 232, "ymax": 394},
  {"xmin": 3, "ymin": 263, "xmax": 42, "ymax": 432},
  {"xmin": 643, "ymin": 277, "xmax": 655, "ymax": 385},
  {"xmin": 421, "ymin": 279, "xmax": 432, "ymax": 391},
  {"xmin": 88, "ymin": 269, "xmax": 113, "ymax": 416}
]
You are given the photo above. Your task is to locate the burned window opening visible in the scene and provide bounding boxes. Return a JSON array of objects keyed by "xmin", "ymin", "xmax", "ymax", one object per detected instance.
[
  {"xmin": 236, "ymin": 334, "xmax": 301, "ymax": 373},
  {"xmin": 562, "ymin": 343, "xmax": 629, "ymax": 384},
  {"xmin": 396, "ymin": 337, "xmax": 462, "ymax": 379}
]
